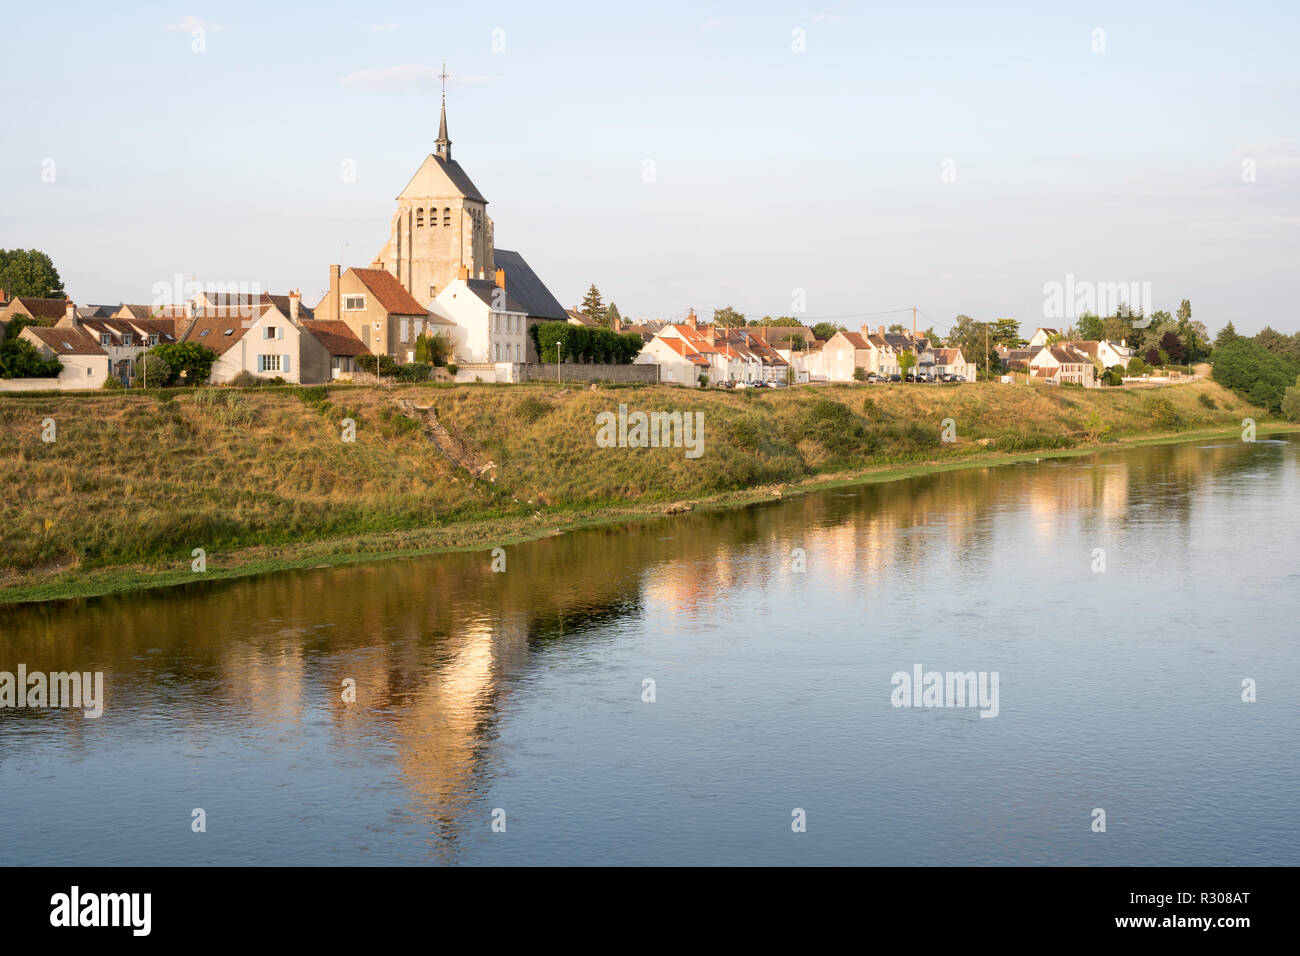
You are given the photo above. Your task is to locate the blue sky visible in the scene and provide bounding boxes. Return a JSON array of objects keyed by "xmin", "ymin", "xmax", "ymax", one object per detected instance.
[{"xmin": 2, "ymin": 1, "xmax": 1296, "ymax": 335}]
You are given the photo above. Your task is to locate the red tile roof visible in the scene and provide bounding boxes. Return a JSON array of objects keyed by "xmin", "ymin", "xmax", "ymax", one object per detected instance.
[
  {"xmin": 351, "ymin": 268, "xmax": 429, "ymax": 315},
  {"xmin": 301, "ymin": 320, "xmax": 369, "ymax": 357},
  {"xmin": 23, "ymin": 326, "xmax": 106, "ymax": 356}
]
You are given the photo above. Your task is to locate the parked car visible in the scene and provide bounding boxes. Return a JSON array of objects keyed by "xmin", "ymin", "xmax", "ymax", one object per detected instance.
[{"xmin": 888, "ymin": 374, "xmax": 902, "ymax": 382}]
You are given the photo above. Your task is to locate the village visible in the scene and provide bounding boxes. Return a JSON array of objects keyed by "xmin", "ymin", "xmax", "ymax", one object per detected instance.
[{"xmin": 0, "ymin": 89, "xmax": 1152, "ymax": 395}]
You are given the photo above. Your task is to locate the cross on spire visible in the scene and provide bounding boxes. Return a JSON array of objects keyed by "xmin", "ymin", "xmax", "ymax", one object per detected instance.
[{"xmin": 435, "ymin": 61, "xmax": 451, "ymax": 160}]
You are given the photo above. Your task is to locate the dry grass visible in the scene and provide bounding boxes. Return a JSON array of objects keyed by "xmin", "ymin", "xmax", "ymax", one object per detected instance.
[{"xmin": 0, "ymin": 379, "xmax": 1265, "ymax": 582}]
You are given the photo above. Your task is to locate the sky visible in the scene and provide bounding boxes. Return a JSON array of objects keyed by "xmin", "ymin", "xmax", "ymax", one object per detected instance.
[{"xmin": 2, "ymin": 1, "xmax": 1297, "ymax": 337}]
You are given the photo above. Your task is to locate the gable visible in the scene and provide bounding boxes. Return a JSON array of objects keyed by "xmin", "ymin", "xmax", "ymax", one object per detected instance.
[{"xmin": 397, "ymin": 153, "xmax": 487, "ymax": 204}]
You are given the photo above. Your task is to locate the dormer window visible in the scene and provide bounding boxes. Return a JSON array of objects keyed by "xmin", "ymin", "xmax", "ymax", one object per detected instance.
[
  {"xmin": 100, "ymin": 333, "xmax": 111, "ymax": 346},
  {"xmin": 122, "ymin": 333, "xmax": 132, "ymax": 346}
]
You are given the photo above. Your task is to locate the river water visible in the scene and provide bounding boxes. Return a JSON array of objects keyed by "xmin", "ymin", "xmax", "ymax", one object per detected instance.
[{"xmin": 2, "ymin": 435, "xmax": 1297, "ymax": 865}]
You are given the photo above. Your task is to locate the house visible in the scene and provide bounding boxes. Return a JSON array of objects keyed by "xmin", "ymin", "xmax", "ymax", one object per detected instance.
[
  {"xmin": 1063, "ymin": 339, "xmax": 1133, "ymax": 370},
  {"xmin": 428, "ymin": 265, "xmax": 530, "ymax": 366},
  {"xmin": 313, "ymin": 265, "xmax": 440, "ymax": 363},
  {"xmin": 0, "ymin": 295, "xmax": 71, "ymax": 325},
  {"xmin": 655, "ymin": 314, "xmax": 724, "ymax": 383},
  {"xmin": 1027, "ymin": 327, "xmax": 1061, "ymax": 348},
  {"xmin": 491, "ymin": 248, "xmax": 569, "ymax": 361},
  {"xmin": 635, "ymin": 335, "xmax": 710, "ymax": 385},
  {"xmin": 565, "ymin": 308, "xmax": 603, "ymax": 328},
  {"xmin": 56, "ymin": 304, "xmax": 180, "ymax": 383},
  {"xmin": 930, "ymin": 347, "xmax": 977, "ymax": 381},
  {"xmin": 297, "ymin": 320, "xmax": 371, "ymax": 381},
  {"xmin": 822, "ymin": 331, "xmax": 874, "ymax": 381},
  {"xmin": 13, "ymin": 326, "xmax": 109, "ymax": 389},
  {"xmin": 1029, "ymin": 345, "xmax": 1096, "ymax": 386}
]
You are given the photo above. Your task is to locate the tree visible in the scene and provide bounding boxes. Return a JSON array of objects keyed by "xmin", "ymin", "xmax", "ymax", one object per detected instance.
[
  {"xmin": 603, "ymin": 302, "xmax": 621, "ymax": 329},
  {"xmin": 0, "ymin": 249, "xmax": 64, "ymax": 298},
  {"xmin": 0, "ymin": 336, "xmax": 63, "ymax": 378},
  {"xmin": 1158, "ymin": 330, "xmax": 1186, "ymax": 364},
  {"xmin": 713, "ymin": 306, "xmax": 746, "ymax": 328},
  {"xmin": 947, "ymin": 314, "xmax": 1000, "ymax": 374},
  {"xmin": 581, "ymin": 284, "xmax": 604, "ymax": 319},
  {"xmin": 132, "ymin": 353, "xmax": 173, "ymax": 388},
  {"xmin": 898, "ymin": 350, "xmax": 917, "ymax": 379},
  {"xmin": 151, "ymin": 341, "xmax": 218, "ymax": 384},
  {"xmin": 1211, "ymin": 339, "xmax": 1300, "ymax": 412},
  {"xmin": 811, "ymin": 322, "xmax": 843, "ymax": 341},
  {"xmin": 1281, "ymin": 376, "xmax": 1300, "ymax": 422},
  {"xmin": 1177, "ymin": 299, "xmax": 1192, "ymax": 324},
  {"xmin": 1076, "ymin": 313, "xmax": 1104, "ymax": 341},
  {"xmin": 991, "ymin": 318, "xmax": 1024, "ymax": 347},
  {"xmin": 1214, "ymin": 322, "xmax": 1240, "ymax": 350},
  {"xmin": 887, "ymin": 323, "xmax": 906, "ymax": 334}
]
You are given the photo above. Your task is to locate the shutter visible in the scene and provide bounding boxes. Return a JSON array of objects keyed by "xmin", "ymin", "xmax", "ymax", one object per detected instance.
[
  {"xmin": 283, "ymin": 354, "xmax": 291, "ymax": 374},
  {"xmin": 277, "ymin": 326, "xmax": 284, "ymax": 340},
  {"xmin": 257, "ymin": 355, "xmax": 264, "ymax": 372}
]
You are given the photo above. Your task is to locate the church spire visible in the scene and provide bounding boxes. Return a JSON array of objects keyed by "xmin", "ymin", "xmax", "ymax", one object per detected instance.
[{"xmin": 435, "ymin": 62, "xmax": 451, "ymax": 160}]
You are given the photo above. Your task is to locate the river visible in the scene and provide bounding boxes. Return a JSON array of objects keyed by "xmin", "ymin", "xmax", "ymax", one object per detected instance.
[{"xmin": 2, "ymin": 435, "xmax": 1297, "ymax": 865}]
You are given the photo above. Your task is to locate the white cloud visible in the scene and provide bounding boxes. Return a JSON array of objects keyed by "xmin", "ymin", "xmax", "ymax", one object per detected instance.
[
  {"xmin": 164, "ymin": 16, "xmax": 223, "ymax": 33},
  {"xmin": 340, "ymin": 64, "xmax": 492, "ymax": 92}
]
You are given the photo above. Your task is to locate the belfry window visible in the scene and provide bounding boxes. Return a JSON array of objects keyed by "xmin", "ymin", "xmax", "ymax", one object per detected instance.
[
  {"xmin": 443, "ymin": 207, "xmax": 450, "ymax": 227},
  {"xmin": 416, "ymin": 208, "xmax": 424, "ymax": 227}
]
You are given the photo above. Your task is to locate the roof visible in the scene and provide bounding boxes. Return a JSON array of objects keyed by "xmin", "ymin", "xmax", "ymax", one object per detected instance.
[
  {"xmin": 1064, "ymin": 340, "xmax": 1099, "ymax": 358},
  {"xmin": 493, "ymin": 249, "xmax": 567, "ymax": 320},
  {"xmin": 751, "ymin": 326, "xmax": 815, "ymax": 345},
  {"xmin": 119, "ymin": 304, "xmax": 162, "ymax": 321},
  {"xmin": 396, "ymin": 153, "xmax": 488, "ymax": 204},
  {"xmin": 931, "ymin": 347, "xmax": 965, "ymax": 363},
  {"xmin": 77, "ymin": 317, "xmax": 177, "ymax": 343},
  {"xmin": 465, "ymin": 278, "xmax": 528, "ymax": 314},
  {"xmin": 566, "ymin": 308, "xmax": 602, "ymax": 327},
  {"xmin": 350, "ymin": 268, "xmax": 429, "ymax": 315},
  {"xmin": 76, "ymin": 304, "xmax": 117, "ymax": 318},
  {"xmin": 15, "ymin": 297, "xmax": 69, "ymax": 320},
  {"xmin": 181, "ymin": 309, "xmax": 258, "ymax": 354},
  {"xmin": 659, "ymin": 337, "xmax": 710, "ymax": 366},
  {"xmin": 23, "ymin": 326, "xmax": 106, "ymax": 356},
  {"xmin": 301, "ymin": 320, "xmax": 370, "ymax": 357},
  {"xmin": 1048, "ymin": 346, "xmax": 1090, "ymax": 364},
  {"xmin": 838, "ymin": 331, "xmax": 871, "ymax": 349}
]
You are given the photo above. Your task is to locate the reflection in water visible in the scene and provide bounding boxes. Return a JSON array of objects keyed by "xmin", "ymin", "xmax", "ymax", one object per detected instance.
[{"xmin": 1, "ymin": 436, "xmax": 1296, "ymax": 864}]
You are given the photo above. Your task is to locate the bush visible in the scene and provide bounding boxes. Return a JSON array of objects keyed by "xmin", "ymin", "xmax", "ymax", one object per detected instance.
[
  {"xmin": 395, "ymin": 362, "xmax": 432, "ymax": 383},
  {"xmin": 447, "ymin": 363, "xmax": 458, "ymax": 376},
  {"xmin": 514, "ymin": 397, "xmax": 552, "ymax": 424},
  {"xmin": 132, "ymin": 354, "xmax": 173, "ymax": 388},
  {"xmin": 530, "ymin": 321, "xmax": 644, "ymax": 364},
  {"xmin": 230, "ymin": 370, "xmax": 258, "ymax": 387},
  {"xmin": 1281, "ymin": 379, "xmax": 1300, "ymax": 422},
  {"xmin": 1197, "ymin": 392, "xmax": 1217, "ymax": 410},
  {"xmin": 0, "ymin": 336, "xmax": 62, "ymax": 378},
  {"xmin": 100, "ymin": 375, "xmax": 125, "ymax": 390},
  {"xmin": 151, "ymin": 341, "xmax": 218, "ymax": 384},
  {"xmin": 358, "ymin": 354, "xmax": 400, "ymax": 377},
  {"xmin": 1145, "ymin": 395, "xmax": 1180, "ymax": 428}
]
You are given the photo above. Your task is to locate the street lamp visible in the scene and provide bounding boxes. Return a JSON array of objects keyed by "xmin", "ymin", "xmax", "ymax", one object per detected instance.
[{"xmin": 557, "ymin": 340, "xmax": 562, "ymax": 384}]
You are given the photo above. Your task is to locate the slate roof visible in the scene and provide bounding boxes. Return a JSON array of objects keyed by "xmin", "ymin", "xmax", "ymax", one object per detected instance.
[
  {"xmin": 350, "ymin": 268, "xmax": 429, "ymax": 315},
  {"xmin": 464, "ymin": 278, "xmax": 528, "ymax": 314},
  {"xmin": 494, "ymin": 249, "xmax": 567, "ymax": 321}
]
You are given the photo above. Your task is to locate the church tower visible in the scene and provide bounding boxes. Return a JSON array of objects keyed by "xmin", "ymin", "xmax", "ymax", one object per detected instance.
[{"xmin": 372, "ymin": 65, "xmax": 494, "ymax": 304}]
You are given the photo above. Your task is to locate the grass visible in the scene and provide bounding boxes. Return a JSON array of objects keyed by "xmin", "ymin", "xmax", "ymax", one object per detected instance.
[{"xmin": 0, "ymin": 378, "xmax": 1282, "ymax": 604}]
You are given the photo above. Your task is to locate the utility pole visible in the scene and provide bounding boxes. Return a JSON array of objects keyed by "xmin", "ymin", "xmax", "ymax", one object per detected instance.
[
  {"xmin": 912, "ymin": 305, "xmax": 917, "ymax": 382},
  {"xmin": 985, "ymin": 321, "xmax": 990, "ymax": 381}
]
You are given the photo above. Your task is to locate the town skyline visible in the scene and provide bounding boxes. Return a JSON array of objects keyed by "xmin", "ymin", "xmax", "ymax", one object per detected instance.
[{"xmin": 2, "ymin": 2, "xmax": 1297, "ymax": 335}]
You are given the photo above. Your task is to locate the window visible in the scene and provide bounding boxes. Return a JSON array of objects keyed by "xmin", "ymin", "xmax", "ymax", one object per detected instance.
[
  {"xmin": 87, "ymin": 367, "xmax": 93, "ymax": 376},
  {"xmin": 100, "ymin": 333, "xmax": 111, "ymax": 346},
  {"xmin": 494, "ymin": 343, "xmax": 500, "ymax": 361},
  {"xmin": 344, "ymin": 296, "xmax": 365, "ymax": 311},
  {"xmin": 200, "ymin": 329, "xmax": 211, "ymax": 337},
  {"xmin": 258, "ymin": 354, "xmax": 282, "ymax": 373},
  {"xmin": 413, "ymin": 318, "xmax": 423, "ymax": 337},
  {"xmin": 400, "ymin": 317, "xmax": 410, "ymax": 342},
  {"xmin": 263, "ymin": 326, "xmax": 282, "ymax": 340},
  {"xmin": 416, "ymin": 207, "xmax": 424, "ymax": 227},
  {"xmin": 443, "ymin": 207, "xmax": 450, "ymax": 227},
  {"xmin": 123, "ymin": 333, "xmax": 133, "ymax": 346},
  {"xmin": 149, "ymin": 334, "xmax": 159, "ymax": 345},
  {"xmin": 223, "ymin": 328, "xmax": 234, "ymax": 336}
]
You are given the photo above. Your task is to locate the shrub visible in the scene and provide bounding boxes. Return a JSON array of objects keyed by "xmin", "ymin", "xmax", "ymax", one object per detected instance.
[
  {"xmin": 230, "ymin": 370, "xmax": 258, "ymax": 387},
  {"xmin": 1197, "ymin": 392, "xmax": 1217, "ymax": 410},
  {"xmin": 514, "ymin": 397, "xmax": 552, "ymax": 424},
  {"xmin": 151, "ymin": 341, "xmax": 218, "ymax": 384},
  {"xmin": 100, "ymin": 376, "xmax": 125, "ymax": 390},
  {"xmin": 395, "ymin": 362, "xmax": 433, "ymax": 383},
  {"xmin": 1145, "ymin": 395, "xmax": 1180, "ymax": 428},
  {"xmin": 447, "ymin": 363, "xmax": 459, "ymax": 376},
  {"xmin": 131, "ymin": 354, "xmax": 173, "ymax": 388},
  {"xmin": 1281, "ymin": 378, "xmax": 1300, "ymax": 422},
  {"xmin": 357, "ymin": 354, "xmax": 400, "ymax": 377}
]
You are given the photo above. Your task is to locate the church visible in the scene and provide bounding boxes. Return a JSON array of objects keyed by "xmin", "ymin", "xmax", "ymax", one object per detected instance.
[{"xmin": 335, "ymin": 81, "xmax": 568, "ymax": 367}]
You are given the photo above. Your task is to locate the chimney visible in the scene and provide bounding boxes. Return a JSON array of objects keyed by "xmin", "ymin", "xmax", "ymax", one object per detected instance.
[
  {"xmin": 65, "ymin": 299, "xmax": 76, "ymax": 324},
  {"xmin": 457, "ymin": 265, "xmax": 470, "ymax": 281},
  {"xmin": 878, "ymin": 325, "xmax": 885, "ymax": 336},
  {"xmin": 494, "ymin": 268, "xmax": 505, "ymax": 290},
  {"xmin": 289, "ymin": 289, "xmax": 301, "ymax": 323},
  {"xmin": 612, "ymin": 315, "xmax": 622, "ymax": 333},
  {"xmin": 329, "ymin": 265, "xmax": 341, "ymax": 321},
  {"xmin": 686, "ymin": 308, "xmax": 697, "ymax": 328},
  {"xmin": 477, "ymin": 268, "xmax": 485, "ymax": 280}
]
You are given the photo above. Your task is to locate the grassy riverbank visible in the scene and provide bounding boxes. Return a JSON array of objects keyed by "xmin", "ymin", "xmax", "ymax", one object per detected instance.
[{"xmin": 0, "ymin": 378, "xmax": 1285, "ymax": 605}]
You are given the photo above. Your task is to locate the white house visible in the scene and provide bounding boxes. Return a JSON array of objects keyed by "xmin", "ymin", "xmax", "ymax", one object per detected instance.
[
  {"xmin": 10, "ymin": 326, "xmax": 110, "ymax": 390},
  {"xmin": 1027, "ymin": 327, "xmax": 1061, "ymax": 348},
  {"xmin": 429, "ymin": 266, "xmax": 530, "ymax": 366},
  {"xmin": 635, "ymin": 335, "xmax": 709, "ymax": 385}
]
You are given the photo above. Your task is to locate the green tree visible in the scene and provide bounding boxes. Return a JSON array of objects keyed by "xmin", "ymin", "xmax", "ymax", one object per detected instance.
[
  {"xmin": 151, "ymin": 341, "xmax": 218, "ymax": 384},
  {"xmin": 1211, "ymin": 339, "xmax": 1300, "ymax": 412},
  {"xmin": 1076, "ymin": 313, "xmax": 1104, "ymax": 341},
  {"xmin": 603, "ymin": 302, "xmax": 621, "ymax": 328},
  {"xmin": 581, "ymin": 284, "xmax": 604, "ymax": 319},
  {"xmin": 811, "ymin": 322, "xmax": 843, "ymax": 341},
  {"xmin": 991, "ymin": 318, "xmax": 1023, "ymax": 347},
  {"xmin": 1177, "ymin": 299, "xmax": 1192, "ymax": 324},
  {"xmin": 132, "ymin": 353, "xmax": 173, "ymax": 388},
  {"xmin": 1281, "ymin": 376, "xmax": 1300, "ymax": 422},
  {"xmin": 1214, "ymin": 322, "xmax": 1240, "ymax": 350},
  {"xmin": 898, "ymin": 350, "xmax": 917, "ymax": 379},
  {"xmin": 0, "ymin": 249, "xmax": 64, "ymax": 298},
  {"xmin": 713, "ymin": 305, "xmax": 746, "ymax": 328},
  {"xmin": 0, "ymin": 335, "xmax": 63, "ymax": 378}
]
